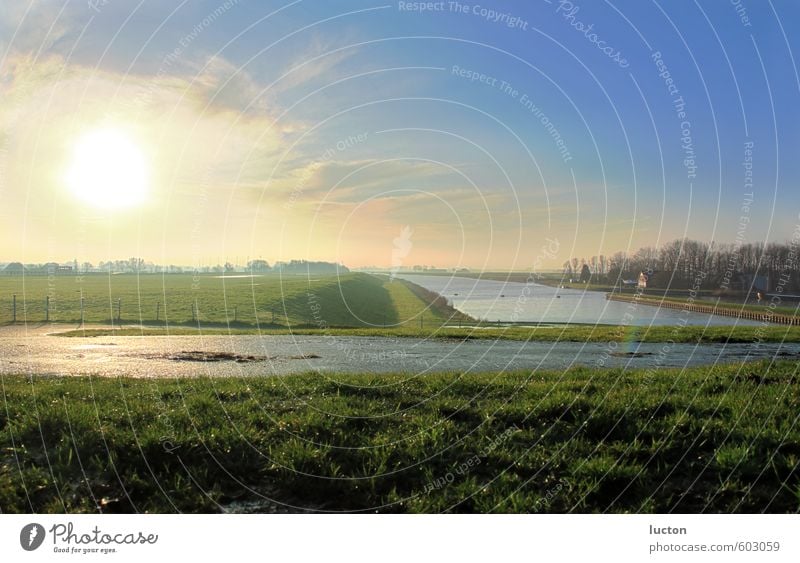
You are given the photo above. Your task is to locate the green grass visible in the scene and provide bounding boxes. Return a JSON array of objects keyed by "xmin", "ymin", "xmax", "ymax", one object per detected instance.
[
  {"xmin": 54, "ymin": 323, "xmax": 800, "ymax": 343},
  {"xmin": 1, "ymin": 360, "xmax": 798, "ymax": 513},
  {"xmin": 0, "ymin": 273, "xmax": 469, "ymax": 328}
]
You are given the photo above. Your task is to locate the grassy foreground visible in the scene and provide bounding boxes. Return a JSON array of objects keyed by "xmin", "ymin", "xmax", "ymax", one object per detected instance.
[
  {"xmin": 55, "ymin": 323, "xmax": 800, "ymax": 343},
  {"xmin": 1, "ymin": 360, "xmax": 798, "ymax": 513}
]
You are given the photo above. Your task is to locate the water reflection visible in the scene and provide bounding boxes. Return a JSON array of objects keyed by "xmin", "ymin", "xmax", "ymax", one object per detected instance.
[{"xmin": 394, "ymin": 274, "xmax": 762, "ymax": 326}]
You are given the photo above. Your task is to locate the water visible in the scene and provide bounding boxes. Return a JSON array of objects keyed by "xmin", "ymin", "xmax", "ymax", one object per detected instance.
[
  {"xmin": 395, "ymin": 274, "xmax": 762, "ymax": 326},
  {"xmin": 0, "ymin": 326, "xmax": 794, "ymax": 377}
]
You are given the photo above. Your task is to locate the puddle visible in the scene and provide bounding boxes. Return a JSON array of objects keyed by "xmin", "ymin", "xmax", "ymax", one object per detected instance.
[{"xmin": 135, "ymin": 351, "xmax": 323, "ymax": 363}]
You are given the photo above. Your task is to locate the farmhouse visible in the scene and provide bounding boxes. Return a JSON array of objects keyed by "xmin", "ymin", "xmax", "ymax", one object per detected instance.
[{"xmin": 3, "ymin": 262, "xmax": 25, "ymax": 276}]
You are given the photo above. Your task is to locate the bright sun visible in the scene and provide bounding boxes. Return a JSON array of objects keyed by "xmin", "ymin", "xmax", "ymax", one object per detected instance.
[{"xmin": 65, "ymin": 128, "xmax": 149, "ymax": 209}]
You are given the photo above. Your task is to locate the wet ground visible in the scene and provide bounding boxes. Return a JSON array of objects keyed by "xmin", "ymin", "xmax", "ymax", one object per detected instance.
[{"xmin": 1, "ymin": 325, "xmax": 797, "ymax": 377}]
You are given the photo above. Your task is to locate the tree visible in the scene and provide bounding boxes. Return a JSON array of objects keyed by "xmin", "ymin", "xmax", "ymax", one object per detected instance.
[
  {"xmin": 247, "ymin": 260, "xmax": 270, "ymax": 273},
  {"xmin": 579, "ymin": 263, "xmax": 591, "ymax": 283}
]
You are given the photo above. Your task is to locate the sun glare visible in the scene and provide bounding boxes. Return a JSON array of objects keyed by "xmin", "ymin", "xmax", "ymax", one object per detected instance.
[{"xmin": 65, "ymin": 128, "xmax": 149, "ymax": 209}]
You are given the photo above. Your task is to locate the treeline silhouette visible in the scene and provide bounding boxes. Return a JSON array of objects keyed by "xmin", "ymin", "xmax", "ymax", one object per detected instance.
[{"xmin": 564, "ymin": 238, "xmax": 800, "ymax": 291}]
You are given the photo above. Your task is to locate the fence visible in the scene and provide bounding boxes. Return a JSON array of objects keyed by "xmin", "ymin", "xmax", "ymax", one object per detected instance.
[
  {"xmin": 606, "ymin": 293, "xmax": 800, "ymax": 326},
  {"xmin": 1, "ymin": 295, "xmax": 291, "ymax": 326},
  {"xmin": 1, "ymin": 294, "xmax": 453, "ymax": 329}
]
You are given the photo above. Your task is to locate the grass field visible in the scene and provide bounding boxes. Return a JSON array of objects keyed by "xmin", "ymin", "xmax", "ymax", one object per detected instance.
[
  {"xmin": 55, "ymin": 323, "xmax": 800, "ymax": 343},
  {"xmin": 1, "ymin": 360, "xmax": 798, "ymax": 513},
  {"xmin": 0, "ymin": 273, "xmax": 470, "ymax": 328}
]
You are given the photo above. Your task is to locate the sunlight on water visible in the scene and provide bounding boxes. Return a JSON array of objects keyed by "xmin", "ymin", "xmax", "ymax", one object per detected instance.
[{"xmin": 395, "ymin": 274, "xmax": 762, "ymax": 327}]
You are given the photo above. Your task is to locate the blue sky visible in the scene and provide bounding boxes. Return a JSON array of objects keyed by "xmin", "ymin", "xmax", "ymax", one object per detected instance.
[{"xmin": 0, "ymin": 0, "xmax": 798, "ymax": 269}]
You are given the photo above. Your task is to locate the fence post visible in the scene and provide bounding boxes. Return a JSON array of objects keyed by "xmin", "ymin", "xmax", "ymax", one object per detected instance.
[
  {"xmin": 80, "ymin": 296, "xmax": 84, "ymax": 325},
  {"xmin": 156, "ymin": 301, "xmax": 160, "ymax": 322},
  {"xmin": 233, "ymin": 306, "xmax": 238, "ymax": 323},
  {"xmin": 12, "ymin": 294, "xmax": 16, "ymax": 323},
  {"xmin": 192, "ymin": 300, "xmax": 197, "ymax": 323},
  {"xmin": 117, "ymin": 298, "xmax": 121, "ymax": 322},
  {"xmin": 420, "ymin": 314, "xmax": 423, "ymax": 329},
  {"xmin": 45, "ymin": 295, "xmax": 49, "ymax": 322}
]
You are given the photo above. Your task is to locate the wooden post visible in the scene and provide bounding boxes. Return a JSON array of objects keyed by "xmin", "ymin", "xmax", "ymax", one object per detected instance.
[
  {"xmin": 192, "ymin": 300, "xmax": 197, "ymax": 322},
  {"xmin": 271, "ymin": 310, "xmax": 275, "ymax": 324},
  {"xmin": 12, "ymin": 294, "xmax": 16, "ymax": 323},
  {"xmin": 420, "ymin": 314, "xmax": 423, "ymax": 329},
  {"xmin": 45, "ymin": 295, "xmax": 49, "ymax": 322},
  {"xmin": 156, "ymin": 301, "xmax": 160, "ymax": 322},
  {"xmin": 233, "ymin": 306, "xmax": 238, "ymax": 323},
  {"xmin": 116, "ymin": 298, "xmax": 121, "ymax": 322},
  {"xmin": 80, "ymin": 296, "xmax": 84, "ymax": 325}
]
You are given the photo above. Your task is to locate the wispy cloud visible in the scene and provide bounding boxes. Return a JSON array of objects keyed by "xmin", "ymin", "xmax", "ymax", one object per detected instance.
[
  {"xmin": 295, "ymin": 159, "xmax": 456, "ymax": 203},
  {"xmin": 0, "ymin": 1, "xmax": 81, "ymax": 58},
  {"xmin": 272, "ymin": 33, "xmax": 361, "ymax": 95}
]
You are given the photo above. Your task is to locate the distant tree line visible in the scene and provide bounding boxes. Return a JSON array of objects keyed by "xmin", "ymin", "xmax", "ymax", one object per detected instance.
[
  {"xmin": 257, "ymin": 260, "xmax": 349, "ymax": 274},
  {"xmin": 563, "ymin": 238, "xmax": 800, "ymax": 292},
  {"xmin": 2, "ymin": 258, "xmax": 349, "ymax": 276}
]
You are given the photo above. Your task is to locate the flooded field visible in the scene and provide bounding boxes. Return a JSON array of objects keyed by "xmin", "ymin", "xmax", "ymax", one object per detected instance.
[{"xmin": 0, "ymin": 325, "xmax": 795, "ymax": 377}]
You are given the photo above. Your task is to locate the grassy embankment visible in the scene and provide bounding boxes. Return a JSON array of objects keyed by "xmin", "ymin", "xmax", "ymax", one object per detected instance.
[
  {"xmin": 0, "ymin": 273, "xmax": 471, "ymax": 328},
  {"xmin": 1, "ymin": 360, "xmax": 798, "ymax": 513}
]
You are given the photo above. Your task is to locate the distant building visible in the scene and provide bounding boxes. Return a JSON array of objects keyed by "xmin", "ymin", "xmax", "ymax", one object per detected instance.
[
  {"xmin": 637, "ymin": 271, "xmax": 650, "ymax": 289},
  {"xmin": 43, "ymin": 263, "xmax": 73, "ymax": 275},
  {"xmin": 3, "ymin": 262, "xmax": 25, "ymax": 276}
]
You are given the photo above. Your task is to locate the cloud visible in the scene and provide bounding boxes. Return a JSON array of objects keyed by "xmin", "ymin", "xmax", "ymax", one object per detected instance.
[
  {"xmin": 269, "ymin": 158, "xmax": 475, "ymax": 210},
  {"xmin": 1, "ymin": 51, "xmax": 293, "ymax": 166},
  {"xmin": 0, "ymin": 1, "xmax": 81, "ymax": 56},
  {"xmin": 187, "ymin": 55, "xmax": 278, "ymax": 117},
  {"xmin": 271, "ymin": 34, "xmax": 361, "ymax": 95},
  {"xmin": 0, "ymin": 52, "xmax": 298, "ymax": 258}
]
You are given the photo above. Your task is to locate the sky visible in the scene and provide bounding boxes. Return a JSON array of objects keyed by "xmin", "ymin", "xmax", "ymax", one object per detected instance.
[{"xmin": 0, "ymin": 0, "xmax": 798, "ymax": 270}]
